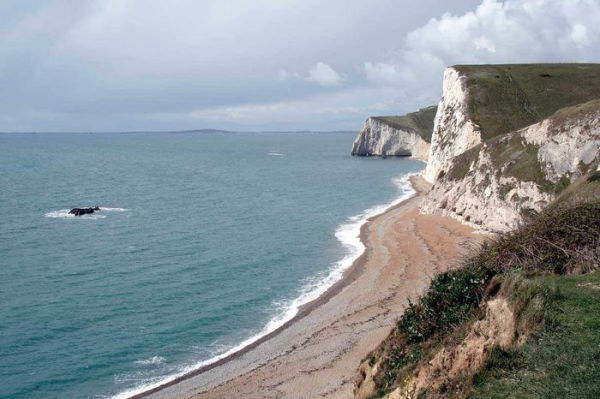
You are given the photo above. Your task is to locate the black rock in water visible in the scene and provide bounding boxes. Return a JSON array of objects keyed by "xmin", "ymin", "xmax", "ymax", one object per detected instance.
[{"xmin": 69, "ymin": 207, "xmax": 100, "ymax": 216}]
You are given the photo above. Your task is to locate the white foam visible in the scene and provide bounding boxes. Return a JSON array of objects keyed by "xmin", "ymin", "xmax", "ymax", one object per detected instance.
[
  {"xmin": 134, "ymin": 356, "xmax": 166, "ymax": 366},
  {"xmin": 44, "ymin": 209, "xmax": 106, "ymax": 220},
  {"xmin": 44, "ymin": 207, "xmax": 129, "ymax": 220},
  {"xmin": 111, "ymin": 173, "xmax": 417, "ymax": 399},
  {"xmin": 267, "ymin": 152, "xmax": 283, "ymax": 156}
]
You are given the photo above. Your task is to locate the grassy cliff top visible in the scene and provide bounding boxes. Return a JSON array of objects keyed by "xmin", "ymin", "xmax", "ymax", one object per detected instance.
[
  {"xmin": 372, "ymin": 105, "xmax": 438, "ymax": 142},
  {"xmin": 453, "ymin": 63, "xmax": 600, "ymax": 140}
]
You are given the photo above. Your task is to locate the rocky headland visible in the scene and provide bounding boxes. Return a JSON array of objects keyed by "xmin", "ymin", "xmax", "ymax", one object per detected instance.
[
  {"xmin": 351, "ymin": 106, "xmax": 437, "ymax": 161},
  {"xmin": 352, "ymin": 63, "xmax": 600, "ymax": 399},
  {"xmin": 354, "ymin": 64, "xmax": 600, "ymax": 233}
]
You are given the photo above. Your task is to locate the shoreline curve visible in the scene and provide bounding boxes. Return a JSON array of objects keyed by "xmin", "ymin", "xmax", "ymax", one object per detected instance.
[{"xmin": 123, "ymin": 174, "xmax": 422, "ymax": 399}]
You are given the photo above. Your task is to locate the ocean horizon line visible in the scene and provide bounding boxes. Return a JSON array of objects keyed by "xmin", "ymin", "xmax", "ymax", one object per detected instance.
[{"xmin": 0, "ymin": 129, "xmax": 357, "ymax": 135}]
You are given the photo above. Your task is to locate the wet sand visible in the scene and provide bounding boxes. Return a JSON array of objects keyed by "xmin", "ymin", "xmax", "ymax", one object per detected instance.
[{"xmin": 142, "ymin": 176, "xmax": 487, "ymax": 399}]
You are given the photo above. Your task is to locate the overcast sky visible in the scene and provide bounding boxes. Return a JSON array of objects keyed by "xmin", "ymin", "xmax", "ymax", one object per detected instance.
[{"xmin": 1, "ymin": 0, "xmax": 599, "ymax": 132}]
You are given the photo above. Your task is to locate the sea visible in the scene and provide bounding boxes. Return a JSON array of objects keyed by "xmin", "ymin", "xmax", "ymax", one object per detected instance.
[{"xmin": 0, "ymin": 132, "xmax": 424, "ymax": 398}]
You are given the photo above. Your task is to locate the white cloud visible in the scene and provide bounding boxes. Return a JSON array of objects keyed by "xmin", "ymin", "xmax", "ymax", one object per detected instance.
[
  {"xmin": 306, "ymin": 62, "xmax": 346, "ymax": 87},
  {"xmin": 473, "ymin": 36, "xmax": 496, "ymax": 53},
  {"xmin": 364, "ymin": 62, "xmax": 403, "ymax": 85},
  {"xmin": 361, "ymin": 0, "xmax": 600, "ymax": 114},
  {"xmin": 407, "ymin": 0, "xmax": 599, "ymax": 62},
  {"xmin": 571, "ymin": 24, "xmax": 588, "ymax": 48}
]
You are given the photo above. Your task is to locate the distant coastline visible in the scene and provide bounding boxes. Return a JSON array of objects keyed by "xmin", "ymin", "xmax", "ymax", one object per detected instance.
[{"xmin": 0, "ymin": 129, "xmax": 357, "ymax": 135}]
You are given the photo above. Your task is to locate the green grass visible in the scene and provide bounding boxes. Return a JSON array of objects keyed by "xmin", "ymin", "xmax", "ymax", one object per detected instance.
[
  {"xmin": 362, "ymin": 202, "xmax": 600, "ymax": 397},
  {"xmin": 488, "ymin": 133, "xmax": 548, "ymax": 189},
  {"xmin": 454, "ymin": 64, "xmax": 600, "ymax": 140},
  {"xmin": 444, "ymin": 98, "xmax": 600, "ymax": 198},
  {"xmin": 470, "ymin": 271, "xmax": 600, "ymax": 399},
  {"xmin": 445, "ymin": 144, "xmax": 481, "ymax": 181},
  {"xmin": 550, "ymin": 169, "xmax": 600, "ymax": 209},
  {"xmin": 445, "ymin": 132, "xmax": 552, "ymax": 192},
  {"xmin": 373, "ymin": 105, "xmax": 438, "ymax": 142}
]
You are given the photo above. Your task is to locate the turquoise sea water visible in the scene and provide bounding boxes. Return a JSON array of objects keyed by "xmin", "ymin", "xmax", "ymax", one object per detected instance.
[{"xmin": 0, "ymin": 132, "xmax": 423, "ymax": 398}]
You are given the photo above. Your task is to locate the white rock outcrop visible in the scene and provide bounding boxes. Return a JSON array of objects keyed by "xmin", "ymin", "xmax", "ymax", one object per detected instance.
[
  {"xmin": 421, "ymin": 101, "xmax": 600, "ymax": 232},
  {"xmin": 423, "ymin": 67, "xmax": 482, "ymax": 183},
  {"xmin": 351, "ymin": 117, "xmax": 430, "ymax": 161},
  {"xmin": 521, "ymin": 108, "xmax": 600, "ymax": 180},
  {"xmin": 421, "ymin": 144, "xmax": 554, "ymax": 232},
  {"xmin": 353, "ymin": 65, "xmax": 600, "ymax": 233}
]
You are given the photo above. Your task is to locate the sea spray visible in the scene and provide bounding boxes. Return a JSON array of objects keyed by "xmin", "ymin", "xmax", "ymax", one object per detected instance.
[
  {"xmin": 44, "ymin": 207, "xmax": 129, "ymax": 219},
  {"xmin": 134, "ymin": 356, "xmax": 166, "ymax": 366},
  {"xmin": 45, "ymin": 209, "xmax": 107, "ymax": 219}
]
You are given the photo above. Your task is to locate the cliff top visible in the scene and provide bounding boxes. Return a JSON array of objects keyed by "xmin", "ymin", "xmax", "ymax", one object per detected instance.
[
  {"xmin": 372, "ymin": 105, "xmax": 437, "ymax": 142},
  {"xmin": 453, "ymin": 63, "xmax": 600, "ymax": 140}
]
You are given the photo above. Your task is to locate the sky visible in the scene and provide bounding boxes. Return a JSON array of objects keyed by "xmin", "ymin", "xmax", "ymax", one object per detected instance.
[{"xmin": 1, "ymin": 0, "xmax": 599, "ymax": 132}]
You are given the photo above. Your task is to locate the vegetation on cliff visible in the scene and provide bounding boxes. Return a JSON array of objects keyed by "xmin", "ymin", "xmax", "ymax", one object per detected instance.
[
  {"xmin": 469, "ymin": 271, "xmax": 600, "ymax": 399},
  {"xmin": 445, "ymin": 99, "xmax": 600, "ymax": 195},
  {"xmin": 422, "ymin": 64, "xmax": 600, "ymax": 232},
  {"xmin": 551, "ymin": 168, "xmax": 600, "ymax": 209},
  {"xmin": 454, "ymin": 64, "xmax": 600, "ymax": 140},
  {"xmin": 355, "ymin": 173, "xmax": 600, "ymax": 399},
  {"xmin": 373, "ymin": 105, "xmax": 438, "ymax": 143}
]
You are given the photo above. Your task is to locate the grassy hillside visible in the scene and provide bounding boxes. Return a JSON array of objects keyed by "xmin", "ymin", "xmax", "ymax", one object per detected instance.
[
  {"xmin": 453, "ymin": 64, "xmax": 600, "ymax": 140},
  {"xmin": 444, "ymin": 99, "xmax": 600, "ymax": 195},
  {"xmin": 551, "ymin": 169, "xmax": 600, "ymax": 208},
  {"xmin": 470, "ymin": 271, "xmax": 600, "ymax": 399},
  {"xmin": 356, "ymin": 175, "xmax": 600, "ymax": 399},
  {"xmin": 373, "ymin": 105, "xmax": 438, "ymax": 142}
]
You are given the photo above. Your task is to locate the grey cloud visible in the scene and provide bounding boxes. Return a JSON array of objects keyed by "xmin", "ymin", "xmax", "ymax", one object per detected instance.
[{"xmin": 5, "ymin": 0, "xmax": 598, "ymax": 132}]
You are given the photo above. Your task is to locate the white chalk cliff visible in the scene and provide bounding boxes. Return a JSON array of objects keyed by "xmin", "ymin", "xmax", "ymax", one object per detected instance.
[
  {"xmin": 423, "ymin": 67, "xmax": 482, "ymax": 183},
  {"xmin": 352, "ymin": 117, "xmax": 430, "ymax": 161},
  {"xmin": 421, "ymin": 99, "xmax": 600, "ymax": 232},
  {"xmin": 355, "ymin": 65, "xmax": 600, "ymax": 232},
  {"xmin": 352, "ymin": 65, "xmax": 600, "ymax": 232}
]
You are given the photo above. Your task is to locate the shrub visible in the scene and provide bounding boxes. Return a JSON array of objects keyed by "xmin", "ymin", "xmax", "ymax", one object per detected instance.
[{"xmin": 367, "ymin": 202, "xmax": 600, "ymax": 396}]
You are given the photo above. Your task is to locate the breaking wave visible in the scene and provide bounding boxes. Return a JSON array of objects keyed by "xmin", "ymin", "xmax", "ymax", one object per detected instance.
[
  {"xmin": 111, "ymin": 173, "xmax": 417, "ymax": 399},
  {"xmin": 44, "ymin": 207, "xmax": 129, "ymax": 219}
]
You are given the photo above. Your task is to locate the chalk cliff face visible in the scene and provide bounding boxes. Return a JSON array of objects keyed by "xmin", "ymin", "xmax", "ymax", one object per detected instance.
[
  {"xmin": 351, "ymin": 117, "xmax": 430, "ymax": 161},
  {"xmin": 354, "ymin": 64, "xmax": 600, "ymax": 399},
  {"xmin": 421, "ymin": 100, "xmax": 600, "ymax": 232},
  {"xmin": 423, "ymin": 67, "xmax": 482, "ymax": 182},
  {"xmin": 354, "ymin": 64, "xmax": 600, "ymax": 232}
]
